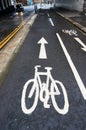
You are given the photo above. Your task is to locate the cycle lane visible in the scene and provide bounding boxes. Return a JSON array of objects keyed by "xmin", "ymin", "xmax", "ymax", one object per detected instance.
[
  {"xmin": 50, "ymin": 11, "xmax": 86, "ymax": 129},
  {"xmin": 0, "ymin": 11, "xmax": 86, "ymax": 130},
  {"xmin": 51, "ymin": 12, "xmax": 86, "ymax": 99}
]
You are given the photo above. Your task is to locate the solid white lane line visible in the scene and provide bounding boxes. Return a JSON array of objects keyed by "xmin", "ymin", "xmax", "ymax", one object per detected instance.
[
  {"xmin": 49, "ymin": 18, "xmax": 54, "ymax": 27},
  {"xmin": 47, "ymin": 13, "xmax": 50, "ymax": 17},
  {"xmin": 47, "ymin": 13, "xmax": 54, "ymax": 27},
  {"xmin": 56, "ymin": 33, "xmax": 86, "ymax": 100}
]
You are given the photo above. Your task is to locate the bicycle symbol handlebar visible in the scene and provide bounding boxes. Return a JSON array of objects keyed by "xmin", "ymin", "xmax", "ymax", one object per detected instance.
[{"xmin": 35, "ymin": 65, "xmax": 52, "ymax": 72}]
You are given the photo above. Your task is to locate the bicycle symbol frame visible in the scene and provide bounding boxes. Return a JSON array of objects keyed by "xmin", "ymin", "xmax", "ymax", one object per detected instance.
[{"xmin": 21, "ymin": 65, "xmax": 69, "ymax": 115}]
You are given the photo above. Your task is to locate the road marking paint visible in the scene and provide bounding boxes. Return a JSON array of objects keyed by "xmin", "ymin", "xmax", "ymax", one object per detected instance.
[
  {"xmin": 48, "ymin": 18, "xmax": 54, "ymax": 27},
  {"xmin": 47, "ymin": 13, "xmax": 54, "ymax": 27},
  {"xmin": 38, "ymin": 37, "xmax": 48, "ymax": 59},
  {"xmin": 62, "ymin": 29, "xmax": 78, "ymax": 36},
  {"xmin": 74, "ymin": 37, "xmax": 86, "ymax": 52},
  {"xmin": 21, "ymin": 65, "xmax": 69, "ymax": 115},
  {"xmin": 56, "ymin": 33, "xmax": 86, "ymax": 100},
  {"xmin": 0, "ymin": 22, "xmax": 24, "ymax": 49},
  {"xmin": 47, "ymin": 13, "xmax": 50, "ymax": 17}
]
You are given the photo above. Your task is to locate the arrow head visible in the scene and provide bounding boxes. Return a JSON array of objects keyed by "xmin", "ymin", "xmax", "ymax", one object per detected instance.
[
  {"xmin": 38, "ymin": 37, "xmax": 48, "ymax": 44},
  {"xmin": 81, "ymin": 47, "xmax": 86, "ymax": 52},
  {"xmin": 74, "ymin": 37, "xmax": 86, "ymax": 52}
]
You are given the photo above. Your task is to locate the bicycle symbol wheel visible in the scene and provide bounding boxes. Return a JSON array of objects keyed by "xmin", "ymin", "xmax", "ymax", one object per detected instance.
[
  {"xmin": 51, "ymin": 80, "xmax": 69, "ymax": 115},
  {"xmin": 21, "ymin": 79, "xmax": 39, "ymax": 114}
]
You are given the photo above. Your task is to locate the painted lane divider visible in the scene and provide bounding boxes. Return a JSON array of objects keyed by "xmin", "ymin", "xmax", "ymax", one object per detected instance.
[
  {"xmin": 38, "ymin": 37, "xmax": 48, "ymax": 59},
  {"xmin": 47, "ymin": 13, "xmax": 50, "ymax": 17},
  {"xmin": 74, "ymin": 37, "xmax": 86, "ymax": 52},
  {"xmin": 49, "ymin": 18, "xmax": 54, "ymax": 27},
  {"xmin": 56, "ymin": 33, "xmax": 86, "ymax": 100},
  {"xmin": 47, "ymin": 13, "xmax": 54, "ymax": 27}
]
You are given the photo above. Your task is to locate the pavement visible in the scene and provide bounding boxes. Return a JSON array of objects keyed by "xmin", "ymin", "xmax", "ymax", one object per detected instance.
[
  {"xmin": 0, "ymin": 8, "xmax": 86, "ymax": 86},
  {"xmin": 56, "ymin": 8, "xmax": 86, "ymax": 33}
]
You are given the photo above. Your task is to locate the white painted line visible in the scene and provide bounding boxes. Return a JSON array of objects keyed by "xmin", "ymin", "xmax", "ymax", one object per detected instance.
[
  {"xmin": 56, "ymin": 33, "xmax": 86, "ymax": 100},
  {"xmin": 74, "ymin": 37, "xmax": 86, "ymax": 52},
  {"xmin": 38, "ymin": 37, "xmax": 48, "ymax": 59},
  {"xmin": 47, "ymin": 13, "xmax": 50, "ymax": 17},
  {"xmin": 49, "ymin": 18, "xmax": 54, "ymax": 27}
]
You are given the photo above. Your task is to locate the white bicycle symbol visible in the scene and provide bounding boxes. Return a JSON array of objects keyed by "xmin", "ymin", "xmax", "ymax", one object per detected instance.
[
  {"xmin": 62, "ymin": 29, "xmax": 78, "ymax": 36},
  {"xmin": 21, "ymin": 65, "xmax": 69, "ymax": 115}
]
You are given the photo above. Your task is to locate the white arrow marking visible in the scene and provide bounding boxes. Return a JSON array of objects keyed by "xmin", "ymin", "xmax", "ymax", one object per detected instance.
[
  {"xmin": 38, "ymin": 37, "xmax": 48, "ymax": 59},
  {"xmin": 56, "ymin": 33, "xmax": 86, "ymax": 100},
  {"xmin": 74, "ymin": 37, "xmax": 86, "ymax": 52}
]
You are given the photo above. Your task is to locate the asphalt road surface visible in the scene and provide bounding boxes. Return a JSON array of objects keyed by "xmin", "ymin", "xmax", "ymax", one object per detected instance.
[
  {"xmin": 0, "ymin": 6, "xmax": 34, "ymax": 41},
  {"xmin": 0, "ymin": 11, "xmax": 86, "ymax": 130}
]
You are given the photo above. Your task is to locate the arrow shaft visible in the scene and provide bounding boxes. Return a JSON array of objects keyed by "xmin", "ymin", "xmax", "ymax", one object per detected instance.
[
  {"xmin": 38, "ymin": 37, "xmax": 48, "ymax": 59},
  {"xmin": 39, "ymin": 44, "xmax": 47, "ymax": 59}
]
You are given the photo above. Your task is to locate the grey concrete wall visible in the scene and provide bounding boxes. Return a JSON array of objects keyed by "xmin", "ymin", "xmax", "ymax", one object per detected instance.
[
  {"xmin": 55, "ymin": 0, "xmax": 84, "ymax": 11},
  {"xmin": 1, "ymin": 0, "xmax": 5, "ymax": 10},
  {"xmin": 0, "ymin": 0, "xmax": 14, "ymax": 13}
]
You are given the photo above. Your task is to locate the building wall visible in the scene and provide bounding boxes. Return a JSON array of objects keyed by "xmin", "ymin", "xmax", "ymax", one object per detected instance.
[
  {"xmin": 56, "ymin": 0, "xmax": 84, "ymax": 11},
  {"xmin": 0, "ymin": 0, "xmax": 11, "ymax": 10},
  {"xmin": 0, "ymin": 0, "xmax": 85, "ymax": 12},
  {"xmin": 33, "ymin": 0, "xmax": 41, "ymax": 3},
  {"xmin": 0, "ymin": 0, "xmax": 14, "ymax": 13},
  {"xmin": 83, "ymin": 0, "xmax": 86, "ymax": 12},
  {"xmin": 16, "ymin": 0, "xmax": 27, "ymax": 5}
]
